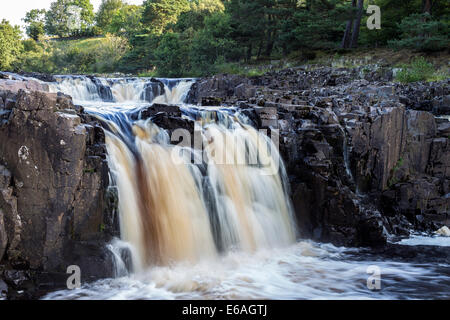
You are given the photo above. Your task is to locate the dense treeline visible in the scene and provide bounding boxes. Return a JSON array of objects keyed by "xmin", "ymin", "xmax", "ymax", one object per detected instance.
[{"xmin": 0, "ymin": 0, "xmax": 448, "ymax": 76}]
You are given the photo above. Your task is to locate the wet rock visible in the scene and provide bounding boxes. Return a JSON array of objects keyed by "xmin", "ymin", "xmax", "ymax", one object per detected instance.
[
  {"xmin": 141, "ymin": 79, "xmax": 164, "ymax": 103},
  {"xmin": 196, "ymin": 68, "xmax": 449, "ymax": 247},
  {"xmin": 234, "ymin": 83, "xmax": 256, "ymax": 99},
  {"xmin": 17, "ymin": 72, "xmax": 56, "ymax": 83},
  {"xmin": 0, "ymin": 278, "xmax": 7, "ymax": 298},
  {"xmin": 0, "ymin": 208, "xmax": 7, "ymax": 262},
  {"xmin": 0, "ymin": 89, "xmax": 115, "ymax": 297},
  {"xmin": 201, "ymin": 97, "xmax": 222, "ymax": 106},
  {"xmin": 187, "ymin": 74, "xmax": 250, "ymax": 104},
  {"xmin": 0, "ymin": 78, "xmax": 49, "ymax": 93},
  {"xmin": 91, "ymin": 78, "xmax": 114, "ymax": 102},
  {"xmin": 136, "ymin": 103, "xmax": 182, "ymax": 119}
]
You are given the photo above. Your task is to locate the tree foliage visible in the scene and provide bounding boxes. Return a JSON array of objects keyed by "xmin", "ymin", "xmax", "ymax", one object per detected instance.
[
  {"xmin": 2, "ymin": 0, "xmax": 449, "ymax": 76},
  {"xmin": 388, "ymin": 13, "xmax": 449, "ymax": 51},
  {"xmin": 23, "ymin": 9, "xmax": 47, "ymax": 41},
  {"xmin": 0, "ymin": 20, "xmax": 23, "ymax": 70},
  {"xmin": 142, "ymin": 0, "xmax": 190, "ymax": 34},
  {"xmin": 45, "ymin": 0, "xmax": 94, "ymax": 37},
  {"xmin": 109, "ymin": 4, "xmax": 144, "ymax": 36},
  {"xmin": 96, "ymin": 0, "xmax": 124, "ymax": 32}
]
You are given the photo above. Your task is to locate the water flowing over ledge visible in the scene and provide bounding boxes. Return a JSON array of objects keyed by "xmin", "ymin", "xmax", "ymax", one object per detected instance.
[
  {"xmin": 41, "ymin": 74, "xmax": 450, "ymax": 300},
  {"xmin": 50, "ymin": 76, "xmax": 296, "ymax": 272},
  {"xmin": 1, "ymin": 71, "xmax": 449, "ymax": 300}
]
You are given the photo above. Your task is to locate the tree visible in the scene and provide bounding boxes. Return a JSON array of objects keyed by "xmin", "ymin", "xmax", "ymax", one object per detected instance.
[
  {"xmin": 45, "ymin": 0, "xmax": 94, "ymax": 37},
  {"xmin": 0, "ymin": 20, "xmax": 23, "ymax": 70},
  {"xmin": 72, "ymin": 0, "xmax": 95, "ymax": 32},
  {"xmin": 23, "ymin": 9, "xmax": 46, "ymax": 41},
  {"xmin": 153, "ymin": 32, "xmax": 190, "ymax": 76},
  {"xmin": 109, "ymin": 4, "xmax": 144, "ymax": 36},
  {"xmin": 341, "ymin": 0, "xmax": 356, "ymax": 48},
  {"xmin": 349, "ymin": 0, "xmax": 364, "ymax": 47},
  {"xmin": 293, "ymin": 0, "xmax": 350, "ymax": 50},
  {"xmin": 190, "ymin": 11, "xmax": 238, "ymax": 75},
  {"xmin": 45, "ymin": 0, "xmax": 70, "ymax": 37},
  {"xmin": 142, "ymin": 0, "xmax": 190, "ymax": 34},
  {"xmin": 227, "ymin": 0, "xmax": 267, "ymax": 61},
  {"xmin": 96, "ymin": 0, "xmax": 124, "ymax": 32},
  {"xmin": 388, "ymin": 13, "xmax": 449, "ymax": 51},
  {"xmin": 175, "ymin": 0, "xmax": 225, "ymax": 32}
]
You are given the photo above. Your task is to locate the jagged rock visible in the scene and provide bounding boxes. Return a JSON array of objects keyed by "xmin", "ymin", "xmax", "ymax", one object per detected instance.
[
  {"xmin": 234, "ymin": 83, "xmax": 256, "ymax": 99},
  {"xmin": 91, "ymin": 78, "xmax": 114, "ymax": 102},
  {"xmin": 0, "ymin": 89, "xmax": 116, "ymax": 297},
  {"xmin": 0, "ymin": 278, "xmax": 7, "ymax": 298},
  {"xmin": 187, "ymin": 74, "xmax": 250, "ymax": 104},
  {"xmin": 192, "ymin": 68, "xmax": 449, "ymax": 247},
  {"xmin": 0, "ymin": 165, "xmax": 22, "ymax": 263},
  {"xmin": 0, "ymin": 78, "xmax": 49, "ymax": 93},
  {"xmin": 201, "ymin": 96, "xmax": 222, "ymax": 106},
  {"xmin": 0, "ymin": 208, "xmax": 7, "ymax": 262},
  {"xmin": 0, "ymin": 68, "xmax": 447, "ymax": 296},
  {"xmin": 141, "ymin": 79, "xmax": 164, "ymax": 103},
  {"xmin": 17, "ymin": 72, "xmax": 56, "ymax": 83}
]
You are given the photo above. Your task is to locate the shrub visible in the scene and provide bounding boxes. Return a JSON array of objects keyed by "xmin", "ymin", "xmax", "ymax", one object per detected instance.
[
  {"xmin": 395, "ymin": 57, "xmax": 435, "ymax": 83},
  {"xmin": 93, "ymin": 34, "xmax": 130, "ymax": 73},
  {"xmin": 153, "ymin": 32, "xmax": 191, "ymax": 77}
]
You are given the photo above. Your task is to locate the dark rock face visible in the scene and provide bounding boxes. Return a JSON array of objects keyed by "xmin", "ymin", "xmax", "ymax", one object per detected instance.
[
  {"xmin": 188, "ymin": 68, "xmax": 449, "ymax": 247},
  {"xmin": 0, "ymin": 87, "xmax": 116, "ymax": 299},
  {"xmin": 0, "ymin": 67, "xmax": 448, "ymax": 298},
  {"xmin": 90, "ymin": 77, "xmax": 114, "ymax": 102},
  {"xmin": 141, "ymin": 79, "xmax": 165, "ymax": 103}
]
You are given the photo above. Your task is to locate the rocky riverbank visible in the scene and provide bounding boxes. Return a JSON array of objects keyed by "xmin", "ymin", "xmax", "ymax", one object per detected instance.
[
  {"xmin": 0, "ymin": 76, "xmax": 118, "ymax": 299},
  {"xmin": 187, "ymin": 67, "xmax": 449, "ymax": 247},
  {"xmin": 0, "ymin": 67, "xmax": 449, "ymax": 299}
]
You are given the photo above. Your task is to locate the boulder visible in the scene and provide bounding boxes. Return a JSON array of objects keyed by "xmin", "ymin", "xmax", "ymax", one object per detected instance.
[
  {"xmin": 0, "ymin": 79, "xmax": 49, "ymax": 93},
  {"xmin": 0, "ymin": 89, "xmax": 116, "ymax": 297}
]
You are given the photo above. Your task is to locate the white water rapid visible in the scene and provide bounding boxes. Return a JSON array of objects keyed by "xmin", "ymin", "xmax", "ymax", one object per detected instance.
[{"xmin": 42, "ymin": 76, "xmax": 450, "ymax": 300}]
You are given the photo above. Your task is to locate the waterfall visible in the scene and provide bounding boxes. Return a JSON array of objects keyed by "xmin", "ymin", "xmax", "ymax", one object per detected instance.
[
  {"xmin": 49, "ymin": 76, "xmax": 103, "ymax": 102},
  {"xmin": 50, "ymin": 77, "xmax": 297, "ymax": 272}
]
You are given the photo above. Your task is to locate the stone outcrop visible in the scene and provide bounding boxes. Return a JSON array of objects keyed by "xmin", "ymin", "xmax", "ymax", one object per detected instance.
[
  {"xmin": 0, "ymin": 84, "xmax": 116, "ymax": 299},
  {"xmin": 188, "ymin": 67, "xmax": 449, "ymax": 246},
  {"xmin": 0, "ymin": 66, "xmax": 448, "ymax": 298},
  {"xmin": 0, "ymin": 72, "xmax": 50, "ymax": 93}
]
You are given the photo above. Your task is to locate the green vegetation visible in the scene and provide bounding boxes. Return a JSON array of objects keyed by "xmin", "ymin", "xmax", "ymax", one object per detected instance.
[
  {"xmin": 396, "ymin": 57, "xmax": 448, "ymax": 83},
  {"xmin": 389, "ymin": 13, "xmax": 449, "ymax": 52},
  {"xmin": 17, "ymin": 35, "xmax": 129, "ymax": 74},
  {"xmin": 0, "ymin": 20, "xmax": 23, "ymax": 70},
  {"xmin": 388, "ymin": 157, "xmax": 404, "ymax": 188},
  {"xmin": 23, "ymin": 9, "xmax": 46, "ymax": 41},
  {"xmin": 45, "ymin": 0, "xmax": 95, "ymax": 37},
  {"xmin": 0, "ymin": 0, "xmax": 448, "ymax": 77},
  {"xmin": 96, "ymin": 0, "xmax": 124, "ymax": 32}
]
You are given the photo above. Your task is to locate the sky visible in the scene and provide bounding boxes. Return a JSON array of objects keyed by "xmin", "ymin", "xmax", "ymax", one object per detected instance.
[{"xmin": 0, "ymin": 0, "xmax": 144, "ymax": 29}]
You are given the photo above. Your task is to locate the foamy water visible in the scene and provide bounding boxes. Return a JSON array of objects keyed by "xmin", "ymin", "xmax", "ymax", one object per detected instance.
[
  {"xmin": 397, "ymin": 234, "xmax": 450, "ymax": 247},
  {"xmin": 43, "ymin": 240, "xmax": 450, "ymax": 300},
  {"xmin": 41, "ymin": 76, "xmax": 450, "ymax": 300}
]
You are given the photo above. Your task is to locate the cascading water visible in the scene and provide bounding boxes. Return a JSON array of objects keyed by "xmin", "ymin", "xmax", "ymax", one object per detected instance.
[
  {"xmin": 42, "ymin": 75, "xmax": 450, "ymax": 300},
  {"xmin": 51, "ymin": 76, "xmax": 296, "ymax": 271}
]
